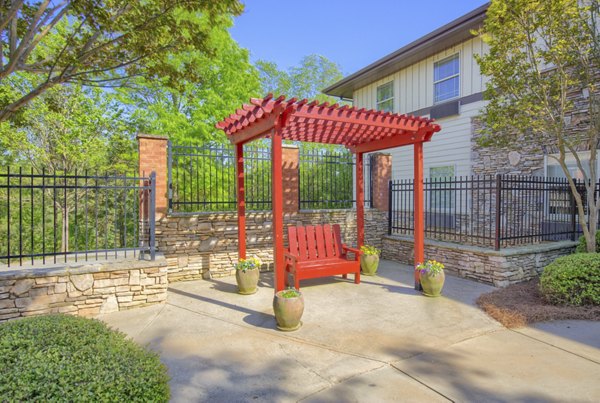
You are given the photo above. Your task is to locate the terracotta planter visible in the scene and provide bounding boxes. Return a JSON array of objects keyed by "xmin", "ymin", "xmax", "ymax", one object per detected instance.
[
  {"xmin": 419, "ymin": 270, "xmax": 445, "ymax": 297},
  {"xmin": 236, "ymin": 268, "xmax": 259, "ymax": 295},
  {"xmin": 273, "ymin": 290, "xmax": 304, "ymax": 331},
  {"xmin": 361, "ymin": 254, "xmax": 380, "ymax": 276}
]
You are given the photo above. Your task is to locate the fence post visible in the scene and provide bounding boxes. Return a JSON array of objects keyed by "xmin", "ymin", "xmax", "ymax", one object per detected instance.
[
  {"xmin": 137, "ymin": 134, "xmax": 168, "ymax": 219},
  {"xmin": 494, "ymin": 174, "xmax": 502, "ymax": 250},
  {"xmin": 282, "ymin": 144, "xmax": 299, "ymax": 213},
  {"xmin": 372, "ymin": 153, "xmax": 392, "ymax": 211},
  {"xmin": 388, "ymin": 180, "xmax": 393, "ymax": 235},
  {"xmin": 148, "ymin": 171, "xmax": 156, "ymax": 260}
]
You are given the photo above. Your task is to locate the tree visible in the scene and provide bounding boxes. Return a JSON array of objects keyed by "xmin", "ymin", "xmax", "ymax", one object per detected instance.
[
  {"xmin": 0, "ymin": 82, "xmax": 135, "ymax": 252},
  {"xmin": 475, "ymin": 0, "xmax": 600, "ymax": 252},
  {"xmin": 256, "ymin": 54, "xmax": 344, "ymax": 103},
  {"xmin": 0, "ymin": 0, "xmax": 243, "ymax": 121},
  {"xmin": 256, "ymin": 54, "xmax": 347, "ymax": 154},
  {"xmin": 117, "ymin": 15, "xmax": 260, "ymax": 145}
]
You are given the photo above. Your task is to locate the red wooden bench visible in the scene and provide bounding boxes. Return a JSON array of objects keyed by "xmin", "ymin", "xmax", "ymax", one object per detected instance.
[{"xmin": 284, "ymin": 224, "xmax": 362, "ymax": 289}]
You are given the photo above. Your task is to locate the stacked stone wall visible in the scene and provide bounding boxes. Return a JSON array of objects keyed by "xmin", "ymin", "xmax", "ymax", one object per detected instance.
[
  {"xmin": 157, "ymin": 209, "xmax": 388, "ymax": 281},
  {"xmin": 382, "ymin": 235, "xmax": 576, "ymax": 287},
  {"xmin": 0, "ymin": 256, "xmax": 167, "ymax": 322}
]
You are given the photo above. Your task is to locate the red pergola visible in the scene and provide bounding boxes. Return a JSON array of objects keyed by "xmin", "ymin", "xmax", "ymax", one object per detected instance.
[{"xmin": 217, "ymin": 94, "xmax": 441, "ymax": 292}]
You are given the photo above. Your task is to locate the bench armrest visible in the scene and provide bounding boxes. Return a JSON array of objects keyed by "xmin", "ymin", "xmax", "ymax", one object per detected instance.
[
  {"xmin": 284, "ymin": 252, "xmax": 298, "ymax": 264},
  {"xmin": 342, "ymin": 244, "xmax": 362, "ymax": 261}
]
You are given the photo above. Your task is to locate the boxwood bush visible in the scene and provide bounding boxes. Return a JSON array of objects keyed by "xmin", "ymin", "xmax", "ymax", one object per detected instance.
[
  {"xmin": 0, "ymin": 314, "xmax": 169, "ymax": 401},
  {"xmin": 574, "ymin": 231, "xmax": 600, "ymax": 253},
  {"xmin": 540, "ymin": 253, "xmax": 600, "ymax": 306}
]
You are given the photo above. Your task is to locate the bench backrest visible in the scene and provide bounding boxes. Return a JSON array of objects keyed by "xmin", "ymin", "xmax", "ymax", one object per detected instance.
[{"xmin": 287, "ymin": 224, "xmax": 344, "ymax": 261}]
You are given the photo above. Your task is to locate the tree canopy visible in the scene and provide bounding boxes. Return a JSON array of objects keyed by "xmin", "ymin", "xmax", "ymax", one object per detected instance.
[
  {"xmin": 116, "ymin": 15, "xmax": 260, "ymax": 145},
  {"xmin": 476, "ymin": 0, "xmax": 600, "ymax": 251},
  {"xmin": 0, "ymin": 0, "xmax": 243, "ymax": 121},
  {"xmin": 256, "ymin": 54, "xmax": 344, "ymax": 103}
]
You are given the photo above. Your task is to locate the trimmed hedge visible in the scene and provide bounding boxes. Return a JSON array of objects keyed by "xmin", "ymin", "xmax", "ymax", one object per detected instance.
[
  {"xmin": 574, "ymin": 231, "xmax": 600, "ymax": 253},
  {"xmin": 540, "ymin": 253, "xmax": 600, "ymax": 306},
  {"xmin": 0, "ymin": 314, "xmax": 169, "ymax": 402}
]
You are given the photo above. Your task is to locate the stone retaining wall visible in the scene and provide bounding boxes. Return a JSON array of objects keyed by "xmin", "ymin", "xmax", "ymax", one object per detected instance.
[
  {"xmin": 382, "ymin": 235, "xmax": 576, "ymax": 287},
  {"xmin": 157, "ymin": 209, "xmax": 388, "ymax": 281},
  {"xmin": 0, "ymin": 255, "xmax": 167, "ymax": 322}
]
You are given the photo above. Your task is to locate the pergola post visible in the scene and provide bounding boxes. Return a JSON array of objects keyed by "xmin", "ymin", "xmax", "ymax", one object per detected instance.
[
  {"xmin": 235, "ymin": 143, "xmax": 246, "ymax": 260},
  {"xmin": 356, "ymin": 152, "xmax": 365, "ymax": 247},
  {"xmin": 413, "ymin": 142, "xmax": 425, "ymax": 290},
  {"xmin": 272, "ymin": 127, "xmax": 285, "ymax": 292}
]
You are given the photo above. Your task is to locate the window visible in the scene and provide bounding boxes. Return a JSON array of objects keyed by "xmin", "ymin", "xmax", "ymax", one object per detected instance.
[
  {"xmin": 434, "ymin": 54, "xmax": 460, "ymax": 103},
  {"xmin": 546, "ymin": 152, "xmax": 596, "ymax": 216},
  {"xmin": 429, "ymin": 165, "xmax": 455, "ymax": 210},
  {"xmin": 376, "ymin": 82, "xmax": 394, "ymax": 112}
]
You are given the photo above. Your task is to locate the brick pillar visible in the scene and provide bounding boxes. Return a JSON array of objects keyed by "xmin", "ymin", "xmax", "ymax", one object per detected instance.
[
  {"xmin": 282, "ymin": 144, "xmax": 299, "ymax": 213},
  {"xmin": 138, "ymin": 134, "xmax": 169, "ymax": 219},
  {"xmin": 371, "ymin": 153, "xmax": 392, "ymax": 211}
]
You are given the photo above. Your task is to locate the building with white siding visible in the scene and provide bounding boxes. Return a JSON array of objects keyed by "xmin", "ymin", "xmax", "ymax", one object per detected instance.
[{"xmin": 324, "ymin": 3, "xmax": 568, "ymax": 181}]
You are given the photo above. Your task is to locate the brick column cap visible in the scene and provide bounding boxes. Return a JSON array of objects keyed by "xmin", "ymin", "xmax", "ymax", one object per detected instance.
[
  {"xmin": 137, "ymin": 133, "xmax": 169, "ymax": 141},
  {"xmin": 282, "ymin": 144, "xmax": 299, "ymax": 149}
]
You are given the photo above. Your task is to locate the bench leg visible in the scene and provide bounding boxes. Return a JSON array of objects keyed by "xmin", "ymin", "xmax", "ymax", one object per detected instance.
[
  {"xmin": 342, "ymin": 274, "xmax": 348, "ymax": 279},
  {"xmin": 295, "ymin": 275, "xmax": 300, "ymax": 290},
  {"xmin": 355, "ymin": 271, "xmax": 360, "ymax": 284}
]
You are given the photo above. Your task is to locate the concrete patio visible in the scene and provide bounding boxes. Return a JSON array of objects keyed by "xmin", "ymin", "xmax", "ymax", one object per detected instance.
[{"xmin": 99, "ymin": 260, "xmax": 600, "ymax": 402}]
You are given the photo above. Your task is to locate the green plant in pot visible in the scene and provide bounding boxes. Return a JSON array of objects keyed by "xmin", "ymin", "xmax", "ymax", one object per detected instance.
[
  {"xmin": 235, "ymin": 256, "xmax": 262, "ymax": 295},
  {"xmin": 360, "ymin": 245, "xmax": 381, "ymax": 276},
  {"xmin": 416, "ymin": 259, "xmax": 445, "ymax": 297},
  {"xmin": 273, "ymin": 288, "xmax": 304, "ymax": 331}
]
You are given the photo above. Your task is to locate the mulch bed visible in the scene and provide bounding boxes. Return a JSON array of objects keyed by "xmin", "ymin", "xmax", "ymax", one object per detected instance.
[{"xmin": 476, "ymin": 278, "xmax": 600, "ymax": 328}]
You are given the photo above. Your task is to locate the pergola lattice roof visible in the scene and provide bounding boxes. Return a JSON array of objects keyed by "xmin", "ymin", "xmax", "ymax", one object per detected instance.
[{"xmin": 216, "ymin": 94, "xmax": 441, "ymax": 153}]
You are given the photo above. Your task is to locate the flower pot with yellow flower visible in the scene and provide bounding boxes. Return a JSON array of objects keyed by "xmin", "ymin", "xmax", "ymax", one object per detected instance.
[
  {"xmin": 416, "ymin": 260, "xmax": 445, "ymax": 297},
  {"xmin": 235, "ymin": 256, "xmax": 262, "ymax": 295}
]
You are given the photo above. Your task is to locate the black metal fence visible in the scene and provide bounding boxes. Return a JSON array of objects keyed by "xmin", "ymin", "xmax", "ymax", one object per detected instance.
[
  {"xmin": 168, "ymin": 141, "xmax": 372, "ymax": 213},
  {"xmin": 168, "ymin": 142, "xmax": 271, "ymax": 213},
  {"xmin": 298, "ymin": 151, "xmax": 373, "ymax": 210},
  {"xmin": 0, "ymin": 167, "xmax": 155, "ymax": 267},
  {"xmin": 389, "ymin": 175, "xmax": 592, "ymax": 249}
]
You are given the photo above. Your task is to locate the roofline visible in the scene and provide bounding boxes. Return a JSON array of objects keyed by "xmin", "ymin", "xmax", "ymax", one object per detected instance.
[{"xmin": 323, "ymin": 2, "xmax": 489, "ymax": 99}]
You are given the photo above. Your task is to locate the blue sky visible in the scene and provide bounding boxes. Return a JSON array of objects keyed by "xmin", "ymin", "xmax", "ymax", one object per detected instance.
[{"xmin": 230, "ymin": 0, "xmax": 489, "ymax": 76}]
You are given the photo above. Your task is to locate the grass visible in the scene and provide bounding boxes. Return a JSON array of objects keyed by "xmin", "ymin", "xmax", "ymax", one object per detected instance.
[{"xmin": 477, "ymin": 278, "xmax": 600, "ymax": 328}]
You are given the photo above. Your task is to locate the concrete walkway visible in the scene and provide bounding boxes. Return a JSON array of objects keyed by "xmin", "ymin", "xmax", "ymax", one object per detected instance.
[{"xmin": 99, "ymin": 261, "xmax": 600, "ymax": 402}]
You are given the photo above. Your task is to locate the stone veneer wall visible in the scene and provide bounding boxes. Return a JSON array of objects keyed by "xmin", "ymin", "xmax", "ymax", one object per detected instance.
[
  {"xmin": 0, "ymin": 255, "xmax": 167, "ymax": 322},
  {"xmin": 382, "ymin": 235, "xmax": 576, "ymax": 287},
  {"xmin": 471, "ymin": 85, "xmax": 593, "ymax": 176},
  {"xmin": 156, "ymin": 209, "xmax": 388, "ymax": 281},
  {"xmin": 471, "ymin": 117, "xmax": 546, "ymax": 176}
]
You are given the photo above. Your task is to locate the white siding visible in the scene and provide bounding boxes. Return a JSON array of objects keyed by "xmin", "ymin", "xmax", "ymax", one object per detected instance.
[
  {"xmin": 387, "ymin": 101, "xmax": 485, "ymax": 181},
  {"xmin": 352, "ymin": 36, "xmax": 489, "ymax": 179},
  {"xmin": 354, "ymin": 36, "xmax": 488, "ymax": 113}
]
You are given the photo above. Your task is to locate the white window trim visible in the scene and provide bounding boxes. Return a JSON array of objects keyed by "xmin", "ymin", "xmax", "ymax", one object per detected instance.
[
  {"xmin": 433, "ymin": 53, "xmax": 460, "ymax": 104},
  {"xmin": 376, "ymin": 81, "xmax": 394, "ymax": 112},
  {"xmin": 544, "ymin": 152, "xmax": 599, "ymax": 220},
  {"xmin": 428, "ymin": 164, "xmax": 457, "ymax": 213}
]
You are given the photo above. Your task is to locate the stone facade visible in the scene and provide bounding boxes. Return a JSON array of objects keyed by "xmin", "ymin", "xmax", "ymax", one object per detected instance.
[
  {"xmin": 471, "ymin": 117, "xmax": 546, "ymax": 177},
  {"xmin": 382, "ymin": 235, "xmax": 576, "ymax": 287},
  {"xmin": 0, "ymin": 256, "xmax": 168, "ymax": 322},
  {"xmin": 470, "ymin": 86, "xmax": 594, "ymax": 176},
  {"xmin": 157, "ymin": 209, "xmax": 388, "ymax": 281}
]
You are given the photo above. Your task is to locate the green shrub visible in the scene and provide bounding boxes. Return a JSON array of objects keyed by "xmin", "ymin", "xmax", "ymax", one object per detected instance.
[
  {"xmin": 574, "ymin": 231, "xmax": 600, "ymax": 253},
  {"xmin": 540, "ymin": 253, "xmax": 600, "ymax": 306},
  {"xmin": 0, "ymin": 314, "xmax": 169, "ymax": 401}
]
